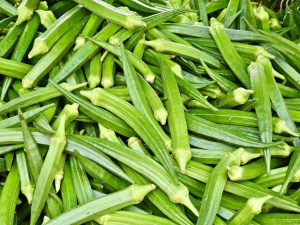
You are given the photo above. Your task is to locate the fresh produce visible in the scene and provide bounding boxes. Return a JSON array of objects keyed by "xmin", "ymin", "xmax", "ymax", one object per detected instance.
[{"xmin": 0, "ymin": 0, "xmax": 299, "ymax": 224}]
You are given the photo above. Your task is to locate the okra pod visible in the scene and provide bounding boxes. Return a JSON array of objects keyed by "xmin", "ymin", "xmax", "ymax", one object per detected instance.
[
  {"xmin": 45, "ymin": 184, "xmax": 155, "ymax": 225},
  {"xmin": 159, "ymin": 56, "xmax": 191, "ymax": 171},
  {"xmin": 28, "ymin": 6, "xmax": 89, "ymax": 58}
]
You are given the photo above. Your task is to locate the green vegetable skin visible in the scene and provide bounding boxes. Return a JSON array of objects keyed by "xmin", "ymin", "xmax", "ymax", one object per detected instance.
[{"xmin": 0, "ymin": 0, "xmax": 299, "ymax": 224}]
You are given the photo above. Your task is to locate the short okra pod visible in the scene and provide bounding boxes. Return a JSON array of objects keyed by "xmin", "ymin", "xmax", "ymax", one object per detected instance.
[
  {"xmin": 73, "ymin": 0, "xmax": 145, "ymax": 30},
  {"xmin": 16, "ymin": 0, "xmax": 39, "ymax": 25},
  {"xmin": 45, "ymin": 184, "xmax": 155, "ymax": 225},
  {"xmin": 16, "ymin": 149, "xmax": 34, "ymax": 204},
  {"xmin": 159, "ymin": 57, "xmax": 191, "ymax": 171},
  {"xmin": 30, "ymin": 116, "xmax": 67, "ymax": 225},
  {"xmin": 101, "ymin": 53, "xmax": 115, "ymax": 88},
  {"xmin": 212, "ymin": 87, "xmax": 253, "ymax": 108},
  {"xmin": 208, "ymin": 18, "xmax": 250, "ymax": 88},
  {"xmin": 196, "ymin": 148, "xmax": 245, "ymax": 225},
  {"xmin": 228, "ymin": 195, "xmax": 272, "ymax": 225},
  {"xmin": 28, "ymin": 6, "xmax": 89, "ymax": 58}
]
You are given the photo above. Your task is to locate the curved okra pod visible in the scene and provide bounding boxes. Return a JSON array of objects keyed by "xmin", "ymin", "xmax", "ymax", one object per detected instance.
[
  {"xmin": 45, "ymin": 184, "xmax": 155, "ymax": 225},
  {"xmin": 159, "ymin": 57, "xmax": 191, "ymax": 171},
  {"xmin": 80, "ymin": 88, "xmax": 177, "ymax": 182},
  {"xmin": 248, "ymin": 61, "xmax": 272, "ymax": 173},
  {"xmin": 228, "ymin": 195, "xmax": 272, "ymax": 225},
  {"xmin": 30, "ymin": 116, "xmax": 67, "ymax": 225}
]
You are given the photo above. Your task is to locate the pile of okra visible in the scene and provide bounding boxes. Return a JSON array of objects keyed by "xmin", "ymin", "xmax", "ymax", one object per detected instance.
[{"xmin": 0, "ymin": 0, "xmax": 299, "ymax": 224}]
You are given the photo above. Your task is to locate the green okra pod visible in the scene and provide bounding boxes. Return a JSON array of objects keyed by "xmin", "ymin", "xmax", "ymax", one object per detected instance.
[
  {"xmin": 209, "ymin": 18, "xmax": 250, "ymax": 88},
  {"xmin": 30, "ymin": 116, "xmax": 67, "ymax": 225},
  {"xmin": 28, "ymin": 6, "xmax": 89, "ymax": 58},
  {"xmin": 159, "ymin": 56, "xmax": 191, "ymax": 171},
  {"xmin": 228, "ymin": 195, "xmax": 272, "ymax": 225},
  {"xmin": 45, "ymin": 184, "xmax": 155, "ymax": 225}
]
